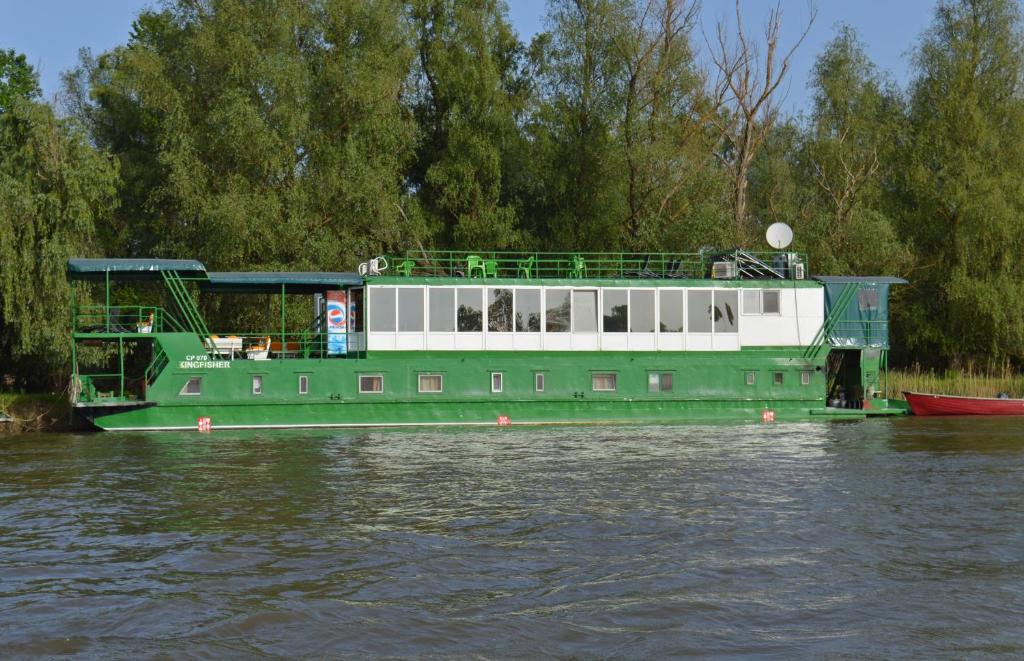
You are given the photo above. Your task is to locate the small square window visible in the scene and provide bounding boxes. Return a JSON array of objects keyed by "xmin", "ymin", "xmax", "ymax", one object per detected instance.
[
  {"xmin": 535, "ymin": 373, "xmax": 545, "ymax": 392},
  {"xmin": 359, "ymin": 375, "xmax": 383, "ymax": 393},
  {"xmin": 745, "ymin": 371, "xmax": 756, "ymax": 386},
  {"xmin": 298, "ymin": 374, "xmax": 309, "ymax": 395},
  {"xmin": 801, "ymin": 371, "xmax": 811, "ymax": 386},
  {"xmin": 742, "ymin": 290, "xmax": 761, "ymax": 314},
  {"xmin": 491, "ymin": 372, "xmax": 503, "ymax": 393},
  {"xmin": 773, "ymin": 372, "xmax": 784, "ymax": 386},
  {"xmin": 648, "ymin": 372, "xmax": 674, "ymax": 392},
  {"xmin": 180, "ymin": 377, "xmax": 202, "ymax": 395},
  {"xmin": 418, "ymin": 373, "xmax": 443, "ymax": 393},
  {"xmin": 592, "ymin": 373, "xmax": 617, "ymax": 391},
  {"xmin": 763, "ymin": 290, "xmax": 781, "ymax": 314},
  {"xmin": 252, "ymin": 375, "xmax": 263, "ymax": 395}
]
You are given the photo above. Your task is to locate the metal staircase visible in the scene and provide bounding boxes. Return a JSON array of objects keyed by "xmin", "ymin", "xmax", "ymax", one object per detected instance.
[
  {"xmin": 161, "ymin": 270, "xmax": 218, "ymax": 356},
  {"xmin": 804, "ymin": 283, "xmax": 858, "ymax": 360}
]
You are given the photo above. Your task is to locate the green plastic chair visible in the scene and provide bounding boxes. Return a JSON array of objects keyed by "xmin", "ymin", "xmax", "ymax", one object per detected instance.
[
  {"xmin": 516, "ymin": 255, "xmax": 535, "ymax": 279},
  {"xmin": 467, "ymin": 255, "xmax": 486, "ymax": 278},
  {"xmin": 395, "ymin": 259, "xmax": 415, "ymax": 277},
  {"xmin": 483, "ymin": 259, "xmax": 498, "ymax": 278}
]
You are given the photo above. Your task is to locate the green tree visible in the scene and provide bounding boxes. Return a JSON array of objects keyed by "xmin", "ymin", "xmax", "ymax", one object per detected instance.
[
  {"xmin": 0, "ymin": 49, "xmax": 40, "ymax": 113},
  {"xmin": 0, "ymin": 98, "xmax": 119, "ymax": 388},
  {"xmin": 898, "ymin": 0, "xmax": 1024, "ymax": 365}
]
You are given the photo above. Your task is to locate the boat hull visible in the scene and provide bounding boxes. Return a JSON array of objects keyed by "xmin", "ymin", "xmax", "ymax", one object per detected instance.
[{"xmin": 903, "ymin": 391, "xmax": 1024, "ymax": 416}]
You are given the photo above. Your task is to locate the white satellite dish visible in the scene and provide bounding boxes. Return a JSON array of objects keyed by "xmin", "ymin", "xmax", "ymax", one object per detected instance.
[{"xmin": 766, "ymin": 222, "xmax": 794, "ymax": 250}]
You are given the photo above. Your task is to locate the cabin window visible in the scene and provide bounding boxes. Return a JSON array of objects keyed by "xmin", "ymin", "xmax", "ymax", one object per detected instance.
[
  {"xmin": 801, "ymin": 371, "xmax": 811, "ymax": 386},
  {"xmin": 515, "ymin": 288, "xmax": 541, "ymax": 332},
  {"xmin": 713, "ymin": 291, "xmax": 739, "ymax": 333},
  {"xmin": 763, "ymin": 290, "xmax": 781, "ymax": 314},
  {"xmin": 398, "ymin": 288, "xmax": 424, "ymax": 332},
  {"xmin": 687, "ymin": 290, "xmax": 712, "ymax": 332},
  {"xmin": 648, "ymin": 372, "xmax": 673, "ymax": 392},
  {"xmin": 369, "ymin": 287, "xmax": 396, "ymax": 332},
  {"xmin": 746, "ymin": 371, "xmax": 756, "ymax": 385},
  {"xmin": 603, "ymin": 289, "xmax": 628, "ymax": 332},
  {"xmin": 592, "ymin": 373, "xmax": 617, "ymax": 391},
  {"xmin": 858, "ymin": 289, "xmax": 879, "ymax": 311},
  {"xmin": 545, "ymin": 289, "xmax": 571, "ymax": 332},
  {"xmin": 573, "ymin": 290, "xmax": 598, "ymax": 332},
  {"xmin": 359, "ymin": 375, "xmax": 383, "ymax": 393},
  {"xmin": 659, "ymin": 290, "xmax": 684, "ymax": 332},
  {"xmin": 773, "ymin": 372, "xmax": 784, "ymax": 386},
  {"xmin": 298, "ymin": 375, "xmax": 309, "ymax": 395},
  {"xmin": 180, "ymin": 377, "xmax": 202, "ymax": 396},
  {"xmin": 252, "ymin": 375, "xmax": 263, "ymax": 395},
  {"xmin": 535, "ymin": 373, "xmax": 545, "ymax": 392},
  {"xmin": 743, "ymin": 289, "xmax": 761, "ymax": 314},
  {"xmin": 488, "ymin": 288, "xmax": 514, "ymax": 332},
  {"xmin": 418, "ymin": 374, "xmax": 443, "ymax": 393},
  {"xmin": 429, "ymin": 288, "xmax": 455, "ymax": 332},
  {"xmin": 630, "ymin": 290, "xmax": 656, "ymax": 333},
  {"xmin": 457, "ymin": 288, "xmax": 483, "ymax": 332},
  {"xmin": 491, "ymin": 372, "xmax": 503, "ymax": 393}
]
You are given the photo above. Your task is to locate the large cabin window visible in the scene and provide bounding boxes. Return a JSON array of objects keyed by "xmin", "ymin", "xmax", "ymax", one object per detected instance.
[
  {"xmin": 546, "ymin": 289, "xmax": 570, "ymax": 332},
  {"xmin": 630, "ymin": 290, "xmax": 655, "ymax": 333},
  {"xmin": 659, "ymin": 290, "xmax": 684, "ymax": 332},
  {"xmin": 687, "ymin": 290, "xmax": 712, "ymax": 332},
  {"xmin": 429, "ymin": 288, "xmax": 455, "ymax": 332},
  {"xmin": 457, "ymin": 288, "xmax": 483, "ymax": 332},
  {"xmin": 488, "ymin": 288, "xmax": 513, "ymax": 332},
  {"xmin": 603, "ymin": 289, "xmax": 628, "ymax": 332},
  {"xmin": 369, "ymin": 287, "xmax": 396, "ymax": 332},
  {"xmin": 572, "ymin": 290, "xmax": 598, "ymax": 332},
  {"xmin": 713, "ymin": 291, "xmax": 738, "ymax": 333},
  {"xmin": 516, "ymin": 288, "xmax": 541, "ymax": 332},
  {"xmin": 398, "ymin": 288, "xmax": 424, "ymax": 332}
]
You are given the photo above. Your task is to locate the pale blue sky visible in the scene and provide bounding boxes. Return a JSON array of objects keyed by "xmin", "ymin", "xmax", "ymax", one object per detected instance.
[{"xmin": 1, "ymin": 0, "xmax": 939, "ymax": 115}]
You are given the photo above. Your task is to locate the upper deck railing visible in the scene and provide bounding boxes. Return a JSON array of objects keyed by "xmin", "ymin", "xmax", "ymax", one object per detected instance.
[{"xmin": 376, "ymin": 249, "xmax": 808, "ymax": 281}]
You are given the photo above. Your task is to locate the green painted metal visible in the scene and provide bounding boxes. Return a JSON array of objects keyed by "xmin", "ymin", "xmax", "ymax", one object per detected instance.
[
  {"xmin": 67, "ymin": 257, "xmax": 206, "ymax": 279},
  {"xmin": 805, "ymin": 283, "xmax": 857, "ymax": 360},
  {"xmin": 368, "ymin": 276, "xmax": 821, "ymax": 288},
  {"xmin": 161, "ymin": 270, "xmax": 215, "ymax": 353}
]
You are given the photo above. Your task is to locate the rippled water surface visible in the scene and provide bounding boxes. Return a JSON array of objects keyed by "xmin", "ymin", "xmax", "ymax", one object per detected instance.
[{"xmin": 2, "ymin": 418, "xmax": 1024, "ymax": 658}]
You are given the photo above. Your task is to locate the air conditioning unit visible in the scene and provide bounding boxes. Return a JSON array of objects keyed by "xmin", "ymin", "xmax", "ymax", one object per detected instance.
[
  {"xmin": 712, "ymin": 261, "xmax": 737, "ymax": 279},
  {"xmin": 793, "ymin": 263, "xmax": 805, "ymax": 280}
]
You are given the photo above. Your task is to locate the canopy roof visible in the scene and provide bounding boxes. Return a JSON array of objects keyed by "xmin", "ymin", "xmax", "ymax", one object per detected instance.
[
  {"xmin": 201, "ymin": 271, "xmax": 363, "ymax": 293},
  {"xmin": 67, "ymin": 258, "xmax": 207, "ymax": 280},
  {"xmin": 812, "ymin": 275, "xmax": 908, "ymax": 285}
]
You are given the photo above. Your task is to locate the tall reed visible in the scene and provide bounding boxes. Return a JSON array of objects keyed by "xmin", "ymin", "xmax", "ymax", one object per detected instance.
[{"xmin": 885, "ymin": 361, "xmax": 1024, "ymax": 399}]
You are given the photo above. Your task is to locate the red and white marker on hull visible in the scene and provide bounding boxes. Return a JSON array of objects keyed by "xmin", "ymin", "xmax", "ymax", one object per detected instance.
[
  {"xmin": 197, "ymin": 416, "xmax": 212, "ymax": 432},
  {"xmin": 761, "ymin": 409, "xmax": 775, "ymax": 423}
]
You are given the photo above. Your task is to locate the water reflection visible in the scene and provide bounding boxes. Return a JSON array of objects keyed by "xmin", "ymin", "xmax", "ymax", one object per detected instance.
[{"xmin": 2, "ymin": 420, "xmax": 1023, "ymax": 657}]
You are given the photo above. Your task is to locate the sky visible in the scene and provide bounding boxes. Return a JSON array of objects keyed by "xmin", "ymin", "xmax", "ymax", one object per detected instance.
[{"xmin": 1, "ymin": 0, "xmax": 938, "ymax": 115}]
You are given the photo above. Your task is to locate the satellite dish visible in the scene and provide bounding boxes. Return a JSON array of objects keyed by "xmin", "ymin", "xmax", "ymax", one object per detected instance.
[{"xmin": 766, "ymin": 222, "xmax": 793, "ymax": 250}]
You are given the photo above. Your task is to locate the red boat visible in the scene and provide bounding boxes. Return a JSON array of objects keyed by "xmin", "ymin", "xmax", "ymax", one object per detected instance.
[{"xmin": 903, "ymin": 391, "xmax": 1024, "ymax": 416}]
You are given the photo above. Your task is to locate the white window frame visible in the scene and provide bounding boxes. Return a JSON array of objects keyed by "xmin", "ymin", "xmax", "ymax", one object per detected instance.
[
  {"xmin": 535, "ymin": 372, "xmax": 545, "ymax": 392},
  {"xmin": 745, "ymin": 371, "xmax": 756, "ymax": 386},
  {"xmin": 252, "ymin": 374, "xmax": 263, "ymax": 396},
  {"xmin": 359, "ymin": 374, "xmax": 384, "ymax": 393},
  {"xmin": 298, "ymin": 374, "xmax": 309, "ymax": 395},
  {"xmin": 418, "ymin": 373, "xmax": 443, "ymax": 393},
  {"xmin": 801, "ymin": 370, "xmax": 811, "ymax": 386},
  {"xmin": 591, "ymin": 373, "xmax": 617, "ymax": 392},
  {"xmin": 491, "ymin": 372, "xmax": 503, "ymax": 393},
  {"xmin": 179, "ymin": 376, "xmax": 202, "ymax": 396},
  {"xmin": 762, "ymin": 289, "xmax": 781, "ymax": 315}
]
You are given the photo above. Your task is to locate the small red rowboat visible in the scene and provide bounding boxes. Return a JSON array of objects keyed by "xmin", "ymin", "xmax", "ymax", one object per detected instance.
[{"xmin": 903, "ymin": 391, "xmax": 1024, "ymax": 416}]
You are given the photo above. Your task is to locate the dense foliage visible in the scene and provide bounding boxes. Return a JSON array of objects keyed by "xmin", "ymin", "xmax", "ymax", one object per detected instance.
[{"xmin": 3, "ymin": 0, "xmax": 1024, "ymax": 387}]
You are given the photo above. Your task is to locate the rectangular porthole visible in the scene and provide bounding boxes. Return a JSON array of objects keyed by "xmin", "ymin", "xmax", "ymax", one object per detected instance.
[
  {"xmin": 252, "ymin": 375, "xmax": 263, "ymax": 395},
  {"xmin": 491, "ymin": 372, "xmax": 503, "ymax": 393},
  {"xmin": 801, "ymin": 371, "xmax": 811, "ymax": 386},
  {"xmin": 359, "ymin": 375, "xmax": 383, "ymax": 393},
  {"xmin": 648, "ymin": 372, "xmax": 674, "ymax": 392},
  {"xmin": 592, "ymin": 373, "xmax": 617, "ymax": 392},
  {"xmin": 180, "ymin": 377, "xmax": 202, "ymax": 396},
  {"xmin": 418, "ymin": 373, "xmax": 443, "ymax": 393},
  {"xmin": 298, "ymin": 374, "xmax": 309, "ymax": 395},
  {"xmin": 535, "ymin": 373, "xmax": 545, "ymax": 392},
  {"xmin": 746, "ymin": 371, "xmax": 756, "ymax": 386},
  {"xmin": 773, "ymin": 372, "xmax": 784, "ymax": 386}
]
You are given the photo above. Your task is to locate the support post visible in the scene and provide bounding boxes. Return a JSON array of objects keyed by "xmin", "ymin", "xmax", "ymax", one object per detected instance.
[
  {"xmin": 105, "ymin": 270, "xmax": 110, "ymax": 332},
  {"xmin": 118, "ymin": 336, "xmax": 124, "ymax": 399},
  {"xmin": 280, "ymin": 283, "xmax": 286, "ymax": 360}
]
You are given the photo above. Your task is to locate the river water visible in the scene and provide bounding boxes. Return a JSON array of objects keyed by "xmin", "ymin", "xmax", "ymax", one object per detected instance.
[{"xmin": 2, "ymin": 417, "xmax": 1023, "ymax": 658}]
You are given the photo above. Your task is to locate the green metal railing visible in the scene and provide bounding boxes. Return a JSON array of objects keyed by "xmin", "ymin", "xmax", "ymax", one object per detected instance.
[
  {"xmin": 381, "ymin": 250, "xmax": 809, "ymax": 281},
  {"xmin": 73, "ymin": 305, "xmax": 186, "ymax": 334},
  {"xmin": 161, "ymin": 270, "xmax": 216, "ymax": 353},
  {"xmin": 805, "ymin": 283, "xmax": 858, "ymax": 360}
]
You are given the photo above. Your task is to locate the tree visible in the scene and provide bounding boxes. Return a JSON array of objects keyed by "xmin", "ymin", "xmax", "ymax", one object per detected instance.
[
  {"xmin": 0, "ymin": 98, "xmax": 119, "ymax": 388},
  {"xmin": 899, "ymin": 0, "xmax": 1024, "ymax": 365},
  {"xmin": 0, "ymin": 49, "xmax": 40, "ymax": 113}
]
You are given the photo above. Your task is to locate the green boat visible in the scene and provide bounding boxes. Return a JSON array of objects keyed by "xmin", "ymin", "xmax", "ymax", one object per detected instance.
[{"xmin": 67, "ymin": 250, "xmax": 907, "ymax": 431}]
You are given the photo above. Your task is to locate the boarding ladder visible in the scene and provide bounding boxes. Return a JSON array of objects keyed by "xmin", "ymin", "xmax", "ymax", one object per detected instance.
[
  {"xmin": 803, "ymin": 283, "xmax": 858, "ymax": 361},
  {"xmin": 161, "ymin": 270, "xmax": 219, "ymax": 357}
]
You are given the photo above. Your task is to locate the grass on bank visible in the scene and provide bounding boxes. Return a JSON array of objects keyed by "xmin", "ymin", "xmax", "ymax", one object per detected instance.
[
  {"xmin": 0, "ymin": 393, "xmax": 75, "ymax": 433},
  {"xmin": 886, "ymin": 364, "xmax": 1024, "ymax": 399}
]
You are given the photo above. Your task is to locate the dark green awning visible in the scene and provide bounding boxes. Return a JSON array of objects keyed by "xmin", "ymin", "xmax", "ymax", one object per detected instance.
[
  {"xmin": 67, "ymin": 258, "xmax": 207, "ymax": 280},
  {"xmin": 201, "ymin": 271, "xmax": 363, "ymax": 293}
]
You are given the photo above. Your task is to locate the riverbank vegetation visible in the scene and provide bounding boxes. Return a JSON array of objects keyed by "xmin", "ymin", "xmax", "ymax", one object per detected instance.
[
  {"xmin": 886, "ymin": 364, "xmax": 1024, "ymax": 400},
  {"xmin": 3, "ymin": 0, "xmax": 1024, "ymax": 390}
]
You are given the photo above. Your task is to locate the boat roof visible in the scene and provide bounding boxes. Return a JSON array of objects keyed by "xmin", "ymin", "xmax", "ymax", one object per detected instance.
[
  {"xmin": 67, "ymin": 258, "xmax": 207, "ymax": 280},
  {"xmin": 201, "ymin": 271, "xmax": 362, "ymax": 293},
  {"xmin": 812, "ymin": 276, "xmax": 908, "ymax": 285}
]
